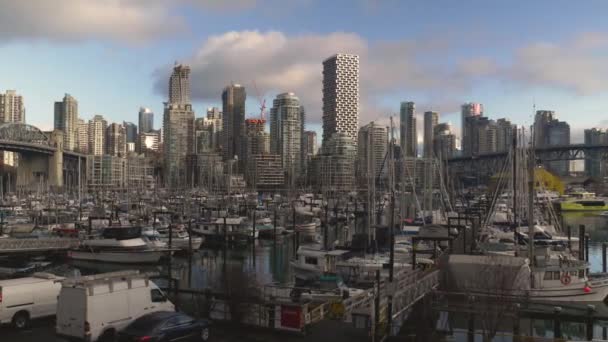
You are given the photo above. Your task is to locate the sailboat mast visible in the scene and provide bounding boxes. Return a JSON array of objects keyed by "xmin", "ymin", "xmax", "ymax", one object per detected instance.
[
  {"xmin": 512, "ymin": 126, "xmax": 518, "ymax": 256},
  {"xmin": 528, "ymin": 130, "xmax": 535, "ymax": 267}
]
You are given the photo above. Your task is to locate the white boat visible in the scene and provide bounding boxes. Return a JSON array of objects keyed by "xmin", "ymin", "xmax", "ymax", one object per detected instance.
[
  {"xmin": 290, "ymin": 245, "xmax": 350, "ymax": 282},
  {"xmin": 69, "ymin": 226, "xmax": 168, "ymax": 264},
  {"xmin": 446, "ymin": 248, "xmax": 608, "ymax": 303},
  {"xmin": 600, "ymin": 211, "xmax": 608, "ymax": 217},
  {"xmin": 144, "ymin": 226, "xmax": 203, "ymax": 251}
]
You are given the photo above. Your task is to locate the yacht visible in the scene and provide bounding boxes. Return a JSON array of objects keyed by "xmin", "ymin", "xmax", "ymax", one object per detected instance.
[
  {"xmin": 143, "ymin": 224, "xmax": 203, "ymax": 251},
  {"xmin": 68, "ymin": 226, "xmax": 167, "ymax": 264},
  {"xmin": 560, "ymin": 192, "xmax": 608, "ymax": 211}
]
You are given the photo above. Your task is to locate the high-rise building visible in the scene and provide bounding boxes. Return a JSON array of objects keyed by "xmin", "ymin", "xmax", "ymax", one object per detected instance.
[
  {"xmin": 461, "ymin": 102, "xmax": 484, "ymax": 156},
  {"xmin": 270, "ymin": 92, "xmax": 303, "ymax": 185},
  {"xmin": 533, "ymin": 110, "xmax": 570, "ymax": 176},
  {"xmin": 123, "ymin": 121, "xmax": 137, "ymax": 143},
  {"xmin": 357, "ymin": 122, "xmax": 387, "ymax": 185},
  {"xmin": 303, "ymin": 131, "xmax": 317, "ymax": 156},
  {"xmin": 164, "ymin": 64, "xmax": 195, "ymax": 187},
  {"xmin": 247, "ymin": 154, "xmax": 285, "ymax": 190},
  {"xmin": 206, "ymin": 107, "xmax": 223, "ymax": 150},
  {"xmin": 0, "ymin": 90, "xmax": 25, "ymax": 167},
  {"xmin": 106, "ymin": 122, "xmax": 126, "ymax": 157},
  {"xmin": 245, "ymin": 119, "xmax": 270, "ymax": 156},
  {"xmin": 317, "ymin": 132, "xmax": 357, "ymax": 192},
  {"xmin": 495, "ymin": 118, "xmax": 514, "ymax": 153},
  {"xmin": 138, "ymin": 107, "xmax": 154, "ymax": 134},
  {"xmin": 423, "ymin": 111, "xmax": 439, "ymax": 158},
  {"xmin": 585, "ymin": 128, "xmax": 608, "ymax": 178},
  {"xmin": 54, "ymin": 93, "xmax": 78, "ymax": 151},
  {"xmin": 433, "ymin": 123, "xmax": 456, "ymax": 159},
  {"xmin": 169, "ymin": 63, "xmax": 191, "ymax": 105},
  {"xmin": 138, "ymin": 131, "xmax": 161, "ymax": 153},
  {"xmin": 77, "ymin": 118, "xmax": 88, "ymax": 154},
  {"xmin": 88, "ymin": 115, "xmax": 107, "ymax": 156},
  {"xmin": 221, "ymin": 84, "xmax": 246, "ymax": 167},
  {"xmin": 400, "ymin": 102, "xmax": 417, "ymax": 157},
  {"xmin": 321, "ymin": 53, "xmax": 359, "ymax": 145},
  {"xmin": 164, "ymin": 102, "xmax": 195, "ymax": 187},
  {"xmin": 0, "ymin": 90, "xmax": 25, "ymax": 123}
]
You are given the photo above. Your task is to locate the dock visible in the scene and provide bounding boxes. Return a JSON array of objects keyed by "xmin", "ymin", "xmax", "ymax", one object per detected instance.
[{"xmin": 0, "ymin": 238, "xmax": 79, "ymax": 254}]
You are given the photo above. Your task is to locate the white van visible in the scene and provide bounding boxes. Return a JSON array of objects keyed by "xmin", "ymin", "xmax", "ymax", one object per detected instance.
[
  {"xmin": 0, "ymin": 272, "xmax": 65, "ymax": 328},
  {"xmin": 56, "ymin": 270, "xmax": 174, "ymax": 342}
]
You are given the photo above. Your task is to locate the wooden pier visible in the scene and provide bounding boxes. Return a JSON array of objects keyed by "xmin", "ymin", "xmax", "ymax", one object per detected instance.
[{"xmin": 0, "ymin": 238, "xmax": 79, "ymax": 254}]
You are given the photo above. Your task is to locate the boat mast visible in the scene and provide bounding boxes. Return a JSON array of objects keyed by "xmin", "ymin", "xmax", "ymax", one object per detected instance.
[
  {"xmin": 512, "ymin": 126, "xmax": 518, "ymax": 256},
  {"xmin": 528, "ymin": 127, "xmax": 535, "ymax": 269}
]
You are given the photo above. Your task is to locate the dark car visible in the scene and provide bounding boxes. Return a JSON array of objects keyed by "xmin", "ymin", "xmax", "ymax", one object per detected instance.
[{"xmin": 118, "ymin": 311, "xmax": 210, "ymax": 342}]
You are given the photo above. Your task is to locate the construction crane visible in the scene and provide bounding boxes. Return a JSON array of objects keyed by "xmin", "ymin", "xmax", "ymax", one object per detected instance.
[{"xmin": 252, "ymin": 80, "xmax": 267, "ymax": 122}]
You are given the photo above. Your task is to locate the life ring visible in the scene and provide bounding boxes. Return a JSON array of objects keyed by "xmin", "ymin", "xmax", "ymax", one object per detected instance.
[{"xmin": 561, "ymin": 273, "xmax": 572, "ymax": 285}]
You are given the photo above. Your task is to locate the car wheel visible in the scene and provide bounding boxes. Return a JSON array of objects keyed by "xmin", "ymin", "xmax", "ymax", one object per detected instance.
[
  {"xmin": 201, "ymin": 327, "xmax": 210, "ymax": 341},
  {"xmin": 12, "ymin": 311, "xmax": 29, "ymax": 329}
]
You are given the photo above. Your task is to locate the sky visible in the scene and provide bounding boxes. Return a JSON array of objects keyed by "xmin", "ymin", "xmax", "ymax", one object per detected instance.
[{"xmin": 2, "ymin": 0, "xmax": 608, "ymax": 142}]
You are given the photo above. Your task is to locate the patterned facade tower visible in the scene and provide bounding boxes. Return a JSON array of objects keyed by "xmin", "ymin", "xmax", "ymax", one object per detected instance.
[{"xmin": 322, "ymin": 54, "xmax": 359, "ymax": 146}]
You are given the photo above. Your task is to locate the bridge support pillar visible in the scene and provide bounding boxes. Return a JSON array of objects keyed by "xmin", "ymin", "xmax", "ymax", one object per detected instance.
[
  {"xmin": 49, "ymin": 131, "xmax": 64, "ymax": 189},
  {"xmin": 16, "ymin": 154, "xmax": 48, "ymax": 190}
]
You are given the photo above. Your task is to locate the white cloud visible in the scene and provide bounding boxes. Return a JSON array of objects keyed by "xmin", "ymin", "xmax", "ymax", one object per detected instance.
[
  {"xmin": 507, "ymin": 33, "xmax": 608, "ymax": 95},
  {"xmin": 154, "ymin": 30, "xmax": 481, "ymax": 124},
  {"xmin": 0, "ymin": 0, "xmax": 264, "ymax": 43}
]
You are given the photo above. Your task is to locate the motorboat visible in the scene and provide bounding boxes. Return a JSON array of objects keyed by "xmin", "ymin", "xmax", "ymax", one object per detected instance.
[
  {"xmin": 144, "ymin": 225, "xmax": 203, "ymax": 251},
  {"xmin": 68, "ymin": 226, "xmax": 167, "ymax": 264}
]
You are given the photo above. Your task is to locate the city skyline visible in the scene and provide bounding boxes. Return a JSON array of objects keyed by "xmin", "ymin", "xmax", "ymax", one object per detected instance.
[{"xmin": 2, "ymin": 1, "xmax": 608, "ymax": 141}]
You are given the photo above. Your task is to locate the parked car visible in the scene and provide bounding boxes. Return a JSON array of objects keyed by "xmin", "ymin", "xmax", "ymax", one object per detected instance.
[
  {"xmin": 0, "ymin": 272, "xmax": 64, "ymax": 328},
  {"xmin": 118, "ymin": 311, "xmax": 210, "ymax": 342},
  {"xmin": 56, "ymin": 271, "xmax": 174, "ymax": 342}
]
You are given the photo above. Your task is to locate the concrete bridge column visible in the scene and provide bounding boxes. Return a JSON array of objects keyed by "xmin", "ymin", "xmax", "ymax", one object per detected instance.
[
  {"xmin": 16, "ymin": 154, "xmax": 48, "ymax": 190},
  {"xmin": 49, "ymin": 131, "xmax": 64, "ymax": 189}
]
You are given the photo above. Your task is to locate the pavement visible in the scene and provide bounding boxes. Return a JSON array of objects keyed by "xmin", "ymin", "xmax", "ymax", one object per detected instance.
[{"xmin": 2, "ymin": 318, "xmax": 369, "ymax": 342}]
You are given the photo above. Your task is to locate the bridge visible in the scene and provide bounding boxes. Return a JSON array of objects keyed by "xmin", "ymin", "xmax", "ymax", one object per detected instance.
[
  {"xmin": 0, "ymin": 123, "xmax": 86, "ymax": 190},
  {"xmin": 447, "ymin": 143, "xmax": 608, "ymax": 182}
]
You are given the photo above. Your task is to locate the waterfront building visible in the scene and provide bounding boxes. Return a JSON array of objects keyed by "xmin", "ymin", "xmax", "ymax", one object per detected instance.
[
  {"xmin": 0, "ymin": 90, "xmax": 25, "ymax": 123},
  {"xmin": 205, "ymin": 107, "xmax": 223, "ymax": 150},
  {"xmin": 125, "ymin": 154, "xmax": 156, "ymax": 189},
  {"xmin": 270, "ymin": 92, "xmax": 303, "ymax": 186},
  {"xmin": 54, "ymin": 93, "xmax": 78, "ymax": 151},
  {"xmin": 533, "ymin": 110, "xmax": 570, "ymax": 176},
  {"xmin": 322, "ymin": 53, "xmax": 359, "ymax": 145},
  {"xmin": 221, "ymin": 84, "xmax": 246, "ymax": 169},
  {"xmin": 400, "ymin": 101, "xmax": 417, "ymax": 157},
  {"xmin": 86, "ymin": 155, "xmax": 125, "ymax": 189},
  {"xmin": 585, "ymin": 128, "xmax": 608, "ymax": 178},
  {"xmin": 106, "ymin": 122, "xmax": 126, "ymax": 157},
  {"xmin": 186, "ymin": 152, "xmax": 224, "ymax": 190},
  {"xmin": 88, "ymin": 115, "xmax": 107, "ymax": 156},
  {"xmin": 138, "ymin": 130, "xmax": 161, "ymax": 154},
  {"xmin": 77, "ymin": 118, "xmax": 88, "ymax": 154},
  {"xmin": 164, "ymin": 64, "xmax": 195, "ymax": 188},
  {"xmin": 123, "ymin": 121, "xmax": 137, "ymax": 143},
  {"xmin": 357, "ymin": 122, "xmax": 387, "ymax": 186},
  {"xmin": 169, "ymin": 63, "xmax": 191, "ymax": 105},
  {"xmin": 461, "ymin": 102, "xmax": 484, "ymax": 157},
  {"xmin": 138, "ymin": 107, "xmax": 154, "ymax": 134},
  {"xmin": 247, "ymin": 154, "xmax": 285, "ymax": 191},
  {"xmin": 433, "ymin": 123, "xmax": 456, "ymax": 159},
  {"xmin": 317, "ymin": 132, "xmax": 356, "ymax": 192},
  {"xmin": 0, "ymin": 90, "xmax": 25, "ymax": 166},
  {"xmin": 423, "ymin": 111, "xmax": 439, "ymax": 158}
]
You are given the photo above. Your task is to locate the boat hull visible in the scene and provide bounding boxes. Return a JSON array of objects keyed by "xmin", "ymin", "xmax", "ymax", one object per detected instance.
[{"xmin": 68, "ymin": 250, "xmax": 164, "ymax": 264}]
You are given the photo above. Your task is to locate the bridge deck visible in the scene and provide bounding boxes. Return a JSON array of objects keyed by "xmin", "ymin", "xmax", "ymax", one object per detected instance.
[{"xmin": 0, "ymin": 238, "xmax": 80, "ymax": 254}]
